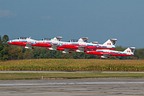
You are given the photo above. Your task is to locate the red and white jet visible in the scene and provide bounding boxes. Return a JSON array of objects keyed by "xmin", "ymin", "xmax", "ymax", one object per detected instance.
[
  {"xmin": 8, "ymin": 36, "xmax": 62, "ymax": 49},
  {"xmin": 8, "ymin": 37, "xmax": 36, "ymax": 49},
  {"xmin": 32, "ymin": 36, "xmax": 62, "ymax": 50},
  {"xmin": 77, "ymin": 38, "xmax": 117, "ymax": 52},
  {"xmin": 56, "ymin": 37, "xmax": 89, "ymax": 53},
  {"xmin": 56, "ymin": 38, "xmax": 117, "ymax": 53},
  {"xmin": 86, "ymin": 47, "xmax": 135, "ymax": 58}
]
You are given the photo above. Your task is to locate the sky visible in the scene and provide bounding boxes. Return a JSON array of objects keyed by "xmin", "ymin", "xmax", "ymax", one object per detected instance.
[{"xmin": 0, "ymin": 0, "xmax": 144, "ymax": 48}]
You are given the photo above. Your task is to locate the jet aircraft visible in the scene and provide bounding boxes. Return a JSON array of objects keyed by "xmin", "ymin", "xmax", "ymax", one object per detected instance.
[
  {"xmin": 8, "ymin": 37, "xmax": 36, "ymax": 49},
  {"xmin": 56, "ymin": 38, "xmax": 117, "ymax": 53},
  {"xmin": 56, "ymin": 37, "xmax": 89, "ymax": 53},
  {"xmin": 76, "ymin": 38, "xmax": 117, "ymax": 52},
  {"xmin": 86, "ymin": 47, "xmax": 135, "ymax": 58},
  {"xmin": 8, "ymin": 36, "xmax": 62, "ymax": 49},
  {"xmin": 31, "ymin": 36, "xmax": 62, "ymax": 50}
]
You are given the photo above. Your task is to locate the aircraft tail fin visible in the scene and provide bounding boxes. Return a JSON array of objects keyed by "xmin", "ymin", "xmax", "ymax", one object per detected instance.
[
  {"xmin": 78, "ymin": 37, "xmax": 88, "ymax": 43},
  {"xmin": 123, "ymin": 47, "xmax": 135, "ymax": 55},
  {"xmin": 51, "ymin": 36, "xmax": 62, "ymax": 41},
  {"xmin": 103, "ymin": 38, "xmax": 117, "ymax": 46},
  {"xmin": 26, "ymin": 37, "xmax": 37, "ymax": 43}
]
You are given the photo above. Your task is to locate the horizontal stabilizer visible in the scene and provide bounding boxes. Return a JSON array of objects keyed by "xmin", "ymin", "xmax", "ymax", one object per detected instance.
[{"xmin": 91, "ymin": 41, "xmax": 99, "ymax": 44}]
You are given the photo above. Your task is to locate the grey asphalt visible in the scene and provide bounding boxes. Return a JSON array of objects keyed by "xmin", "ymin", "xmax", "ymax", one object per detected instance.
[{"xmin": 0, "ymin": 78, "xmax": 144, "ymax": 96}]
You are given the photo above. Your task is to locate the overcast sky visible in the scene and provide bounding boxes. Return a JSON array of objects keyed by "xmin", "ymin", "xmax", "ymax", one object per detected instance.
[{"xmin": 0, "ymin": 0, "xmax": 144, "ymax": 48}]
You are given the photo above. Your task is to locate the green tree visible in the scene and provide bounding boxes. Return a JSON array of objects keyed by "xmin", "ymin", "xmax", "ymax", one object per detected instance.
[
  {"xmin": 135, "ymin": 48, "xmax": 144, "ymax": 59},
  {"xmin": 0, "ymin": 35, "xmax": 9, "ymax": 60},
  {"xmin": 0, "ymin": 45, "xmax": 9, "ymax": 60},
  {"xmin": 2, "ymin": 35, "xmax": 9, "ymax": 44},
  {"xmin": 23, "ymin": 49, "xmax": 34, "ymax": 59},
  {"xmin": 0, "ymin": 35, "xmax": 2, "ymax": 44},
  {"xmin": 115, "ymin": 46, "xmax": 125, "ymax": 51}
]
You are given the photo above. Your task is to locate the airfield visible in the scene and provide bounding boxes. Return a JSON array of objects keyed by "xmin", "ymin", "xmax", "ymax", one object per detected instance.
[
  {"xmin": 0, "ymin": 77, "xmax": 144, "ymax": 96},
  {"xmin": 0, "ymin": 71, "xmax": 144, "ymax": 96},
  {"xmin": 1, "ymin": 59, "xmax": 144, "ymax": 96}
]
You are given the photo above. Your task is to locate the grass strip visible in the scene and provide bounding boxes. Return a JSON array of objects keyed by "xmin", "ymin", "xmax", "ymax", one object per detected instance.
[{"xmin": 0, "ymin": 72, "xmax": 144, "ymax": 80}]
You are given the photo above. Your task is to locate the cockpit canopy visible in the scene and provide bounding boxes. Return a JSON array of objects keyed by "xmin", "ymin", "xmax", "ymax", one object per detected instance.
[
  {"xmin": 17, "ymin": 37, "xmax": 27, "ymax": 39},
  {"xmin": 42, "ymin": 38, "xmax": 51, "ymax": 40},
  {"xmin": 69, "ymin": 39, "xmax": 78, "ymax": 42}
]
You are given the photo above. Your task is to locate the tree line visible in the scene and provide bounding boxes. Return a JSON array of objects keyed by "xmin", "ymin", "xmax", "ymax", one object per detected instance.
[{"xmin": 0, "ymin": 35, "xmax": 144, "ymax": 60}]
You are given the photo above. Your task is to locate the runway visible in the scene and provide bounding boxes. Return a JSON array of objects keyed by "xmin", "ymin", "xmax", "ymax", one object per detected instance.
[{"xmin": 0, "ymin": 78, "xmax": 144, "ymax": 96}]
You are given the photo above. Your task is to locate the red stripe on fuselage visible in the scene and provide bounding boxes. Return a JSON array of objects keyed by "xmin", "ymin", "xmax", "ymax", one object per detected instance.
[
  {"xmin": 86, "ymin": 46, "xmax": 115, "ymax": 51},
  {"xmin": 8, "ymin": 42, "xmax": 27, "ymax": 46},
  {"xmin": 32, "ymin": 43, "xmax": 51, "ymax": 47},
  {"xmin": 86, "ymin": 51, "xmax": 106, "ymax": 56},
  {"xmin": 86, "ymin": 51, "xmax": 133, "ymax": 57},
  {"xmin": 57, "ymin": 44, "xmax": 79, "ymax": 49}
]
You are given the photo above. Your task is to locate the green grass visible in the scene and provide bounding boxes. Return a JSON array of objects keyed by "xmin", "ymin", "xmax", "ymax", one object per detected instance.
[{"xmin": 0, "ymin": 72, "xmax": 144, "ymax": 80}]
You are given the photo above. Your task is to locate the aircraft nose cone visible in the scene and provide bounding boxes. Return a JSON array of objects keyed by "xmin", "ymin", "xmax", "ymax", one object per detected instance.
[{"xmin": 7, "ymin": 40, "xmax": 12, "ymax": 44}]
